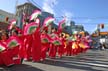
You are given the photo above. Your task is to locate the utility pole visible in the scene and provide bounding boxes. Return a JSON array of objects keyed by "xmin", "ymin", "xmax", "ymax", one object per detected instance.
[
  {"xmin": 97, "ymin": 24, "xmax": 100, "ymax": 36},
  {"xmin": 15, "ymin": 0, "xmax": 18, "ymax": 15},
  {"xmin": 97, "ymin": 24, "xmax": 100, "ymax": 44}
]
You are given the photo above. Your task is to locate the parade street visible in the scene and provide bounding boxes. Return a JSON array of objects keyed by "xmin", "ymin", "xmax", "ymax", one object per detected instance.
[
  {"xmin": 1, "ymin": 0, "xmax": 108, "ymax": 71},
  {"xmin": 1, "ymin": 49, "xmax": 108, "ymax": 71}
]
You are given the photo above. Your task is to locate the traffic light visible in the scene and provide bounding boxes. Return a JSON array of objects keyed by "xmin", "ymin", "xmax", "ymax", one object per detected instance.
[{"xmin": 100, "ymin": 24, "xmax": 104, "ymax": 29}]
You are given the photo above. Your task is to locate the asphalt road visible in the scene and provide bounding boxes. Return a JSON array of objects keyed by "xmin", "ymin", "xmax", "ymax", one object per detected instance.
[{"xmin": 1, "ymin": 49, "xmax": 108, "ymax": 71}]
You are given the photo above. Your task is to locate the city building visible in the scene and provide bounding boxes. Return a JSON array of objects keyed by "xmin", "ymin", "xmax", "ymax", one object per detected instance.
[
  {"xmin": 0, "ymin": 9, "xmax": 15, "ymax": 30},
  {"xmin": 91, "ymin": 31, "xmax": 108, "ymax": 48},
  {"xmin": 16, "ymin": 2, "xmax": 57, "ymax": 30},
  {"xmin": 16, "ymin": 2, "xmax": 85, "ymax": 35},
  {"xmin": 63, "ymin": 21, "xmax": 85, "ymax": 35},
  {"xmin": 16, "ymin": 2, "xmax": 41, "ymax": 28},
  {"xmin": 91, "ymin": 32, "xmax": 108, "ymax": 38},
  {"xmin": 16, "ymin": 2, "xmax": 41, "ymax": 17}
]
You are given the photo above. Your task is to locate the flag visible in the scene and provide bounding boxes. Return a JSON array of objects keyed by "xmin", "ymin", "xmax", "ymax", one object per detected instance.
[
  {"xmin": 7, "ymin": 37, "xmax": 21, "ymax": 49},
  {"xmin": 24, "ymin": 22, "xmax": 39, "ymax": 35},
  {"xmin": 30, "ymin": 10, "xmax": 41, "ymax": 21},
  {"xmin": 43, "ymin": 17, "xmax": 54, "ymax": 27}
]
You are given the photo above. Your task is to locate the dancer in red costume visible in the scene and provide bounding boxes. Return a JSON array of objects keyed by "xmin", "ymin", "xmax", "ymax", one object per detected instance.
[
  {"xmin": 65, "ymin": 35, "xmax": 72, "ymax": 56},
  {"xmin": 8, "ymin": 30, "xmax": 22, "ymax": 64},
  {"xmin": 9, "ymin": 30, "xmax": 19, "ymax": 57},
  {"xmin": 41, "ymin": 29, "xmax": 51, "ymax": 61},
  {"xmin": 82, "ymin": 36, "xmax": 91, "ymax": 53},
  {"xmin": 23, "ymin": 20, "xmax": 33, "ymax": 61},
  {"xmin": 63, "ymin": 35, "xmax": 67, "ymax": 55},
  {"xmin": 57, "ymin": 33, "xmax": 65, "ymax": 58},
  {"xmin": 18, "ymin": 34, "xmax": 26, "ymax": 62},
  {"xmin": 32, "ymin": 27, "xmax": 42, "ymax": 62},
  {"xmin": 72, "ymin": 33, "xmax": 81, "ymax": 55},
  {"xmin": 21, "ymin": 18, "xmax": 30, "ymax": 60},
  {"xmin": 0, "ymin": 30, "xmax": 14, "ymax": 67},
  {"xmin": 23, "ymin": 17, "xmax": 41, "ymax": 62},
  {"xmin": 49, "ymin": 28, "xmax": 60, "ymax": 58},
  {"xmin": 24, "ymin": 34, "xmax": 32, "ymax": 61}
]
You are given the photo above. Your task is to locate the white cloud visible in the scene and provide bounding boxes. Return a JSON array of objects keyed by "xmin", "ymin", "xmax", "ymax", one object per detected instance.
[
  {"xmin": 42, "ymin": 0, "xmax": 58, "ymax": 15},
  {"xmin": 62, "ymin": 10, "xmax": 74, "ymax": 26}
]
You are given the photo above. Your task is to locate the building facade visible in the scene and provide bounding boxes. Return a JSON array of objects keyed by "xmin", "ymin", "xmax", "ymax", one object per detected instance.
[
  {"xmin": 16, "ymin": 2, "xmax": 58, "ymax": 31},
  {"xmin": 16, "ymin": 3, "xmax": 57, "ymax": 29},
  {"xmin": 0, "ymin": 9, "xmax": 15, "ymax": 23},
  {"xmin": 64, "ymin": 21, "xmax": 85, "ymax": 35},
  {"xmin": 91, "ymin": 32, "xmax": 108, "ymax": 48},
  {"xmin": 16, "ymin": 2, "xmax": 41, "ymax": 28},
  {"xmin": 0, "ymin": 9, "xmax": 15, "ymax": 30}
]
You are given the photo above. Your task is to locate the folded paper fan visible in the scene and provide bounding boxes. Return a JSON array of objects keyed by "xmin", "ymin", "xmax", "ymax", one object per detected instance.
[
  {"xmin": 8, "ymin": 19, "xmax": 16, "ymax": 30},
  {"xmin": 41, "ymin": 38, "xmax": 49, "ymax": 43},
  {"xmin": 53, "ymin": 40, "xmax": 61, "ymax": 46},
  {"xmin": 72, "ymin": 42, "xmax": 78, "ymax": 49},
  {"xmin": 7, "ymin": 37, "xmax": 21, "ymax": 49},
  {"xmin": 58, "ymin": 18, "xmax": 66, "ymax": 30},
  {"xmin": 79, "ymin": 43, "xmax": 86, "ymax": 49},
  {"xmin": 43, "ymin": 17, "xmax": 54, "ymax": 27},
  {"xmin": 30, "ymin": 10, "xmax": 41, "ymax": 21},
  {"xmin": 24, "ymin": 22, "xmax": 39, "ymax": 35},
  {"xmin": 0, "ymin": 43, "xmax": 6, "ymax": 52}
]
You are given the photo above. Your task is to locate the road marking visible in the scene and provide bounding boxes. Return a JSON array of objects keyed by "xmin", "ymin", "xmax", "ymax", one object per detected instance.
[
  {"xmin": 81, "ymin": 62, "xmax": 108, "ymax": 67},
  {"xmin": 48, "ymin": 58, "xmax": 108, "ymax": 68}
]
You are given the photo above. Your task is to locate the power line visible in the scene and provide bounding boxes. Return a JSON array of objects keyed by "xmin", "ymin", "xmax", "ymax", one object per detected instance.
[
  {"xmin": 27, "ymin": 0, "xmax": 32, "ymax": 3},
  {"xmin": 28, "ymin": 0, "xmax": 44, "ymax": 11},
  {"xmin": 32, "ymin": 0, "xmax": 43, "ymax": 10},
  {"xmin": 26, "ymin": 0, "xmax": 65, "ymax": 18},
  {"xmin": 55, "ymin": 16, "xmax": 108, "ymax": 19},
  {"xmin": 27, "ymin": 0, "xmax": 108, "ymax": 20},
  {"xmin": 30, "ymin": 0, "xmax": 63, "ymax": 17}
]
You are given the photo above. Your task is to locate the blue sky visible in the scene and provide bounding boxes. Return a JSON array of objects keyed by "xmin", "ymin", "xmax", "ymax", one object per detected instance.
[{"xmin": 0, "ymin": 0, "xmax": 108, "ymax": 33}]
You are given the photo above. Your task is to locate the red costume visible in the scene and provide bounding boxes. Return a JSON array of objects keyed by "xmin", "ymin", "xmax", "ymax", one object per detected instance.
[
  {"xmin": 49, "ymin": 32, "xmax": 59, "ymax": 58},
  {"xmin": 0, "ymin": 41, "xmax": 14, "ymax": 66},
  {"xmin": 31, "ymin": 27, "xmax": 41, "ymax": 62},
  {"xmin": 24, "ymin": 35, "xmax": 32, "ymax": 61},
  {"xmin": 7, "ymin": 36, "xmax": 22, "ymax": 64},
  {"xmin": 66, "ymin": 41, "xmax": 72, "ymax": 56},
  {"xmin": 41, "ymin": 33, "xmax": 51, "ymax": 60},
  {"xmin": 58, "ymin": 37, "xmax": 65, "ymax": 58}
]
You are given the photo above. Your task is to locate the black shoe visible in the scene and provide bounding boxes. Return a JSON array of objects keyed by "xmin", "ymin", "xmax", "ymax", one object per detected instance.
[{"xmin": 21, "ymin": 58, "xmax": 24, "ymax": 64}]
